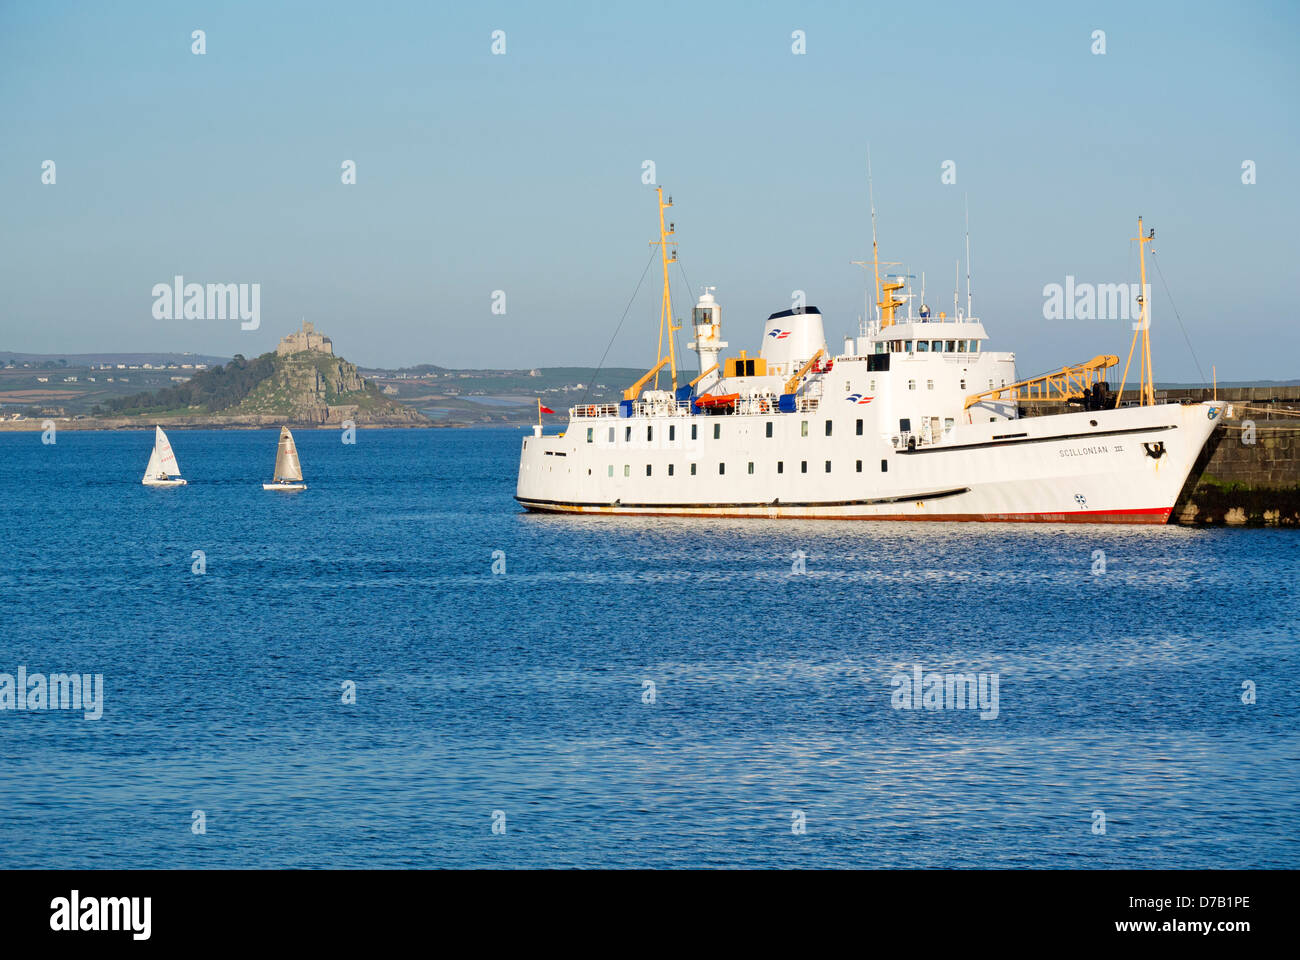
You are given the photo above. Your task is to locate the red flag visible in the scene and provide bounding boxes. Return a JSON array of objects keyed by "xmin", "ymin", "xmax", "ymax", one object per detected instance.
[{"xmin": 539, "ymin": 403, "xmax": 555, "ymax": 414}]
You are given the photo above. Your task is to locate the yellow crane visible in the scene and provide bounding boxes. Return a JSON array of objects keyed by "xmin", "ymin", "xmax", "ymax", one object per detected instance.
[
  {"xmin": 622, "ymin": 357, "xmax": 671, "ymax": 402},
  {"xmin": 784, "ymin": 348, "xmax": 827, "ymax": 395},
  {"xmin": 963, "ymin": 354, "xmax": 1118, "ymax": 410}
]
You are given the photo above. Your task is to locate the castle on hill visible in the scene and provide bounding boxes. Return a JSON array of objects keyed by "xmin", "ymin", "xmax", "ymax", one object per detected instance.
[{"xmin": 276, "ymin": 321, "xmax": 333, "ymax": 356}]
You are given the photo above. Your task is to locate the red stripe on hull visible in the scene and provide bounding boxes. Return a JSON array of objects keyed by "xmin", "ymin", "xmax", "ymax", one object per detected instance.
[{"xmin": 519, "ymin": 504, "xmax": 1174, "ymax": 524}]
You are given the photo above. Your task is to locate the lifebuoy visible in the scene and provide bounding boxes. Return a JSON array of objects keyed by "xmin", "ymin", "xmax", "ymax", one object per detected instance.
[{"xmin": 586, "ymin": 406, "xmax": 596, "ymax": 416}]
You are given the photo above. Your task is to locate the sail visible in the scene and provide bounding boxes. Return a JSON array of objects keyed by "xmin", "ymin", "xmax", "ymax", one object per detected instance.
[
  {"xmin": 144, "ymin": 425, "xmax": 180, "ymax": 480},
  {"xmin": 273, "ymin": 426, "xmax": 303, "ymax": 482}
]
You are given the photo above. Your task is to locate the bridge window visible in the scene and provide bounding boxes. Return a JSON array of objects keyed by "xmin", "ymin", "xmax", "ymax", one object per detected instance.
[
  {"xmin": 904, "ymin": 340, "xmax": 913, "ymax": 352},
  {"xmin": 946, "ymin": 341, "xmax": 956, "ymax": 352},
  {"xmin": 916, "ymin": 341, "xmax": 928, "ymax": 352},
  {"xmin": 931, "ymin": 340, "xmax": 943, "ymax": 352}
]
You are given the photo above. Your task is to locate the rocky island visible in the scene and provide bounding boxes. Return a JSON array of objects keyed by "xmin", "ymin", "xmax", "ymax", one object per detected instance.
[{"xmin": 58, "ymin": 323, "xmax": 426, "ymax": 429}]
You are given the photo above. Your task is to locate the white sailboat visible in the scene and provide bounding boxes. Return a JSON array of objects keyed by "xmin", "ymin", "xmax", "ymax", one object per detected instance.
[
  {"xmin": 141, "ymin": 425, "xmax": 187, "ymax": 487},
  {"xmin": 263, "ymin": 426, "xmax": 307, "ymax": 490}
]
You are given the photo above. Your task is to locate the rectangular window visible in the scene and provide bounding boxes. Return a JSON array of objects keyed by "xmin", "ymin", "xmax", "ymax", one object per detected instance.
[
  {"xmin": 608, "ymin": 427, "xmax": 615, "ymax": 443},
  {"xmin": 646, "ymin": 464, "xmax": 652, "ymax": 476},
  {"xmin": 856, "ymin": 418, "xmax": 863, "ymax": 436},
  {"xmin": 586, "ymin": 428, "xmax": 593, "ymax": 443},
  {"xmin": 747, "ymin": 462, "xmax": 754, "ymax": 474},
  {"xmin": 777, "ymin": 461, "xmax": 784, "ymax": 474},
  {"xmin": 881, "ymin": 459, "xmax": 888, "ymax": 473},
  {"xmin": 713, "ymin": 423, "xmax": 721, "ymax": 440},
  {"xmin": 719, "ymin": 462, "xmax": 725, "ymax": 475},
  {"xmin": 904, "ymin": 340, "xmax": 913, "ymax": 352},
  {"xmin": 801, "ymin": 421, "xmax": 808, "ymax": 437},
  {"xmin": 927, "ymin": 379, "xmax": 934, "ymax": 390},
  {"xmin": 960, "ymin": 379, "xmax": 966, "ymax": 390},
  {"xmin": 931, "ymin": 340, "xmax": 942, "ymax": 352},
  {"xmin": 856, "ymin": 460, "xmax": 862, "ymax": 472},
  {"xmin": 669, "ymin": 425, "xmax": 675, "ymax": 441},
  {"xmin": 690, "ymin": 463, "xmax": 697, "ymax": 475},
  {"xmin": 625, "ymin": 426, "xmax": 631, "ymax": 442},
  {"xmin": 825, "ymin": 460, "xmax": 832, "ymax": 473},
  {"xmin": 946, "ymin": 340, "xmax": 956, "ymax": 352},
  {"xmin": 608, "ymin": 465, "xmax": 613, "ymax": 477},
  {"xmin": 917, "ymin": 341, "xmax": 928, "ymax": 352},
  {"xmin": 647, "ymin": 426, "xmax": 653, "ymax": 442},
  {"xmin": 870, "ymin": 379, "xmax": 876, "ymax": 391},
  {"xmin": 668, "ymin": 463, "xmax": 674, "ymax": 476},
  {"xmin": 691, "ymin": 424, "xmax": 698, "ymax": 440},
  {"xmin": 908, "ymin": 380, "xmax": 916, "ymax": 391},
  {"xmin": 825, "ymin": 420, "xmax": 833, "ymax": 437},
  {"xmin": 623, "ymin": 464, "xmax": 630, "ymax": 476},
  {"xmin": 800, "ymin": 461, "xmax": 808, "ymax": 474},
  {"xmin": 900, "ymin": 418, "xmax": 911, "ymax": 432},
  {"xmin": 765, "ymin": 421, "xmax": 773, "ymax": 438}
]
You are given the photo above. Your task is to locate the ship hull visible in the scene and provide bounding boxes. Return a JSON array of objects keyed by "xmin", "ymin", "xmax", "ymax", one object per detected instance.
[{"xmin": 516, "ymin": 402, "xmax": 1225, "ymax": 524}]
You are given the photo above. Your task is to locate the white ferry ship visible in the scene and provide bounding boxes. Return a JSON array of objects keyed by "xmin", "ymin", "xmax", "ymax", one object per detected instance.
[{"xmin": 517, "ymin": 189, "xmax": 1227, "ymax": 523}]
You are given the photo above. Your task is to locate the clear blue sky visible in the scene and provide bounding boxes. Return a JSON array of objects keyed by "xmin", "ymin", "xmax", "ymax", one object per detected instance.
[{"xmin": 2, "ymin": 0, "xmax": 1297, "ymax": 381}]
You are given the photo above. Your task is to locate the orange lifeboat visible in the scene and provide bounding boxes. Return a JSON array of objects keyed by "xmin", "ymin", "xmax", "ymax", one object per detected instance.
[{"xmin": 694, "ymin": 392, "xmax": 740, "ymax": 409}]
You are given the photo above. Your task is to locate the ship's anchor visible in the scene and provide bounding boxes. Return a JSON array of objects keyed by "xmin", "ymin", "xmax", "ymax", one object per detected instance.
[{"xmin": 1142, "ymin": 441, "xmax": 1166, "ymax": 460}]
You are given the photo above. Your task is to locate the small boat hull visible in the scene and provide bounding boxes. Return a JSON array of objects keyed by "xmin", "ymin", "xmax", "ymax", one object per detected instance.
[
  {"xmin": 263, "ymin": 482, "xmax": 306, "ymax": 491},
  {"xmin": 143, "ymin": 478, "xmax": 187, "ymax": 487}
]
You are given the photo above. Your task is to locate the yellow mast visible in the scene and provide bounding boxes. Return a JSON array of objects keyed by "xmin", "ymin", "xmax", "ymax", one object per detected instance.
[
  {"xmin": 1114, "ymin": 217, "xmax": 1156, "ymax": 407},
  {"xmin": 651, "ymin": 187, "xmax": 679, "ymax": 392},
  {"xmin": 853, "ymin": 154, "xmax": 903, "ymax": 327}
]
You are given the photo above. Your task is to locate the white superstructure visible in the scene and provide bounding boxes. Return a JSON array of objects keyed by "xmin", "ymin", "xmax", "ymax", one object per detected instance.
[{"xmin": 517, "ymin": 203, "xmax": 1225, "ymax": 524}]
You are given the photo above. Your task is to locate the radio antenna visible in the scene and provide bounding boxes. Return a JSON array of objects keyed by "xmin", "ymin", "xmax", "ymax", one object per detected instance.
[{"xmin": 964, "ymin": 194, "xmax": 973, "ymax": 318}]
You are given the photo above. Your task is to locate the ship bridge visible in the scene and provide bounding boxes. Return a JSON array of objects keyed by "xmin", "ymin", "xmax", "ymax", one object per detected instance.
[{"xmin": 856, "ymin": 318, "xmax": 989, "ymax": 358}]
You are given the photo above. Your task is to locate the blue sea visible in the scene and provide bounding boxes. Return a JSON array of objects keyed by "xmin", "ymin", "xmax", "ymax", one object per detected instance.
[{"xmin": 0, "ymin": 427, "xmax": 1295, "ymax": 869}]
